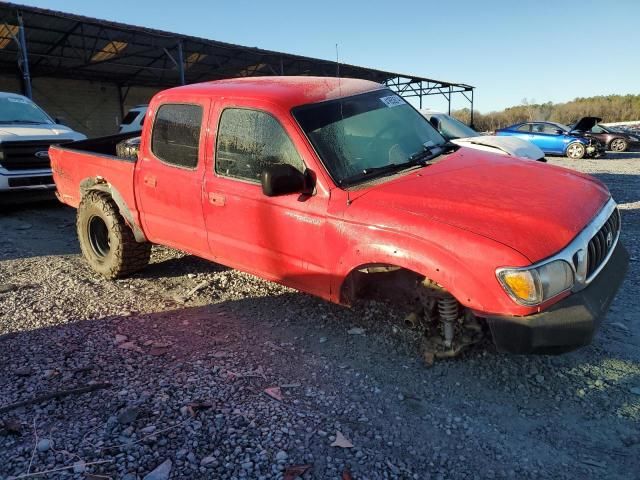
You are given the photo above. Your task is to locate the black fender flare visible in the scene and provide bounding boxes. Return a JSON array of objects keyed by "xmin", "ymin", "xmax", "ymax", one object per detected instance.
[{"xmin": 79, "ymin": 177, "xmax": 147, "ymax": 243}]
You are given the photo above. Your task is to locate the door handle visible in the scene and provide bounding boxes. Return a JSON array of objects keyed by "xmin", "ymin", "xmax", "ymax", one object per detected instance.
[
  {"xmin": 208, "ymin": 192, "xmax": 225, "ymax": 207},
  {"xmin": 143, "ymin": 175, "xmax": 157, "ymax": 187}
]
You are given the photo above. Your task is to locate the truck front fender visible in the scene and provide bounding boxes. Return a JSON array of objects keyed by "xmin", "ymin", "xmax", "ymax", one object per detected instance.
[
  {"xmin": 334, "ymin": 239, "xmax": 489, "ymax": 311},
  {"xmin": 331, "ymin": 217, "xmax": 537, "ymax": 317}
]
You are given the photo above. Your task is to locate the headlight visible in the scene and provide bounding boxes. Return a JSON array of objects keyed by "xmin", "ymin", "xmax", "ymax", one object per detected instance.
[{"xmin": 497, "ymin": 260, "xmax": 574, "ymax": 306}]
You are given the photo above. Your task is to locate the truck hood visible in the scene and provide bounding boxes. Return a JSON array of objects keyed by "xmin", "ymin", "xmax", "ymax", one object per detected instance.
[
  {"xmin": 353, "ymin": 149, "xmax": 609, "ymax": 262},
  {"xmin": 451, "ymin": 135, "xmax": 545, "ymax": 160},
  {"xmin": 0, "ymin": 124, "xmax": 86, "ymax": 142}
]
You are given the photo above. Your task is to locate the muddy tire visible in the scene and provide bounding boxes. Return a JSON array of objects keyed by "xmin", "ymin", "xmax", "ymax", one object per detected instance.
[
  {"xmin": 609, "ymin": 138, "xmax": 628, "ymax": 152},
  {"xmin": 566, "ymin": 142, "xmax": 586, "ymax": 159},
  {"xmin": 77, "ymin": 190, "xmax": 151, "ymax": 279}
]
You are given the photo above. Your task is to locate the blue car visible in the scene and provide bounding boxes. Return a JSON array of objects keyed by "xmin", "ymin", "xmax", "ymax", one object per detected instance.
[{"xmin": 496, "ymin": 121, "xmax": 605, "ymax": 159}]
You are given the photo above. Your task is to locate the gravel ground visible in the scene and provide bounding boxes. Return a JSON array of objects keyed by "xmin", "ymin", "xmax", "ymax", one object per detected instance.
[{"xmin": 1, "ymin": 153, "xmax": 639, "ymax": 480}]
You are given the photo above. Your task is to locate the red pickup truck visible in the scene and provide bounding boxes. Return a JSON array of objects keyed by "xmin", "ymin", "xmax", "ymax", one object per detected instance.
[{"xmin": 50, "ymin": 77, "xmax": 628, "ymax": 357}]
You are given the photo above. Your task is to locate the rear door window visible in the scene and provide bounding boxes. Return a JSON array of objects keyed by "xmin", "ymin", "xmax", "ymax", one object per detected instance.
[{"xmin": 151, "ymin": 104, "xmax": 203, "ymax": 169}]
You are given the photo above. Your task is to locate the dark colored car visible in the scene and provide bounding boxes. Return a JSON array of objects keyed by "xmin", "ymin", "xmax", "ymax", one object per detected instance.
[
  {"xmin": 571, "ymin": 117, "xmax": 640, "ymax": 152},
  {"xmin": 496, "ymin": 121, "xmax": 605, "ymax": 159}
]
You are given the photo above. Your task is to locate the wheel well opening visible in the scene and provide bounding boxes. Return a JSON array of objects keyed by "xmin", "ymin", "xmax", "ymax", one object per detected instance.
[
  {"xmin": 79, "ymin": 178, "xmax": 147, "ymax": 243},
  {"xmin": 340, "ymin": 264, "xmax": 424, "ymax": 308}
]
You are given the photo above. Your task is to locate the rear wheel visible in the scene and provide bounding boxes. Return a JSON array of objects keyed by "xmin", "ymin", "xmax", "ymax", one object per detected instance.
[
  {"xmin": 77, "ymin": 190, "xmax": 151, "ymax": 278},
  {"xmin": 566, "ymin": 142, "xmax": 586, "ymax": 159},
  {"xmin": 609, "ymin": 138, "xmax": 627, "ymax": 152}
]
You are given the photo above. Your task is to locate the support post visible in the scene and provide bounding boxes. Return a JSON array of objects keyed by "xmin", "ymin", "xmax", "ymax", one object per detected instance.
[
  {"xmin": 470, "ymin": 89, "xmax": 474, "ymax": 127},
  {"xmin": 17, "ymin": 11, "xmax": 32, "ymax": 99},
  {"xmin": 447, "ymin": 86, "xmax": 452, "ymax": 115},
  {"xmin": 177, "ymin": 40, "xmax": 185, "ymax": 85},
  {"xmin": 117, "ymin": 85, "xmax": 125, "ymax": 123}
]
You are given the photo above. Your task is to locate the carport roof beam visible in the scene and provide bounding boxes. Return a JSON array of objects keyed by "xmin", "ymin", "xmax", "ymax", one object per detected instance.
[{"xmin": 0, "ymin": 2, "xmax": 474, "ymax": 113}]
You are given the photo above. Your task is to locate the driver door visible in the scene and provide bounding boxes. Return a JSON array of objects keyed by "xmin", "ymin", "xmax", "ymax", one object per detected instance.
[{"xmin": 202, "ymin": 102, "xmax": 331, "ymax": 298}]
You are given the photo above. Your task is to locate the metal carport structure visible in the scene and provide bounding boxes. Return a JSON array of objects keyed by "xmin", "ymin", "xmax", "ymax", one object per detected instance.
[{"xmin": 0, "ymin": 2, "xmax": 474, "ymax": 123}]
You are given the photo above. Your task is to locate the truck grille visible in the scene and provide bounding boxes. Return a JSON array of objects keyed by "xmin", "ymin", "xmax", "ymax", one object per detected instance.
[
  {"xmin": 0, "ymin": 140, "xmax": 71, "ymax": 171},
  {"xmin": 586, "ymin": 208, "xmax": 620, "ymax": 278}
]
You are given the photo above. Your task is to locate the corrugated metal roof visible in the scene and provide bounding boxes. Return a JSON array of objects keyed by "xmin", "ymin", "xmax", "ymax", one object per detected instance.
[{"xmin": 0, "ymin": 2, "xmax": 473, "ymax": 95}]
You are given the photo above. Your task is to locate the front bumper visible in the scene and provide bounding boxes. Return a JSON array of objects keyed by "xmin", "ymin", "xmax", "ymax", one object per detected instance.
[
  {"xmin": 585, "ymin": 142, "xmax": 606, "ymax": 158},
  {"xmin": 486, "ymin": 241, "xmax": 628, "ymax": 354},
  {"xmin": 0, "ymin": 167, "xmax": 55, "ymax": 191}
]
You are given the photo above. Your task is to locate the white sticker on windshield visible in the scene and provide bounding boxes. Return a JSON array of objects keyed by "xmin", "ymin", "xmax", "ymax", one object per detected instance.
[
  {"xmin": 7, "ymin": 97, "xmax": 31, "ymax": 104},
  {"xmin": 380, "ymin": 95, "xmax": 405, "ymax": 108}
]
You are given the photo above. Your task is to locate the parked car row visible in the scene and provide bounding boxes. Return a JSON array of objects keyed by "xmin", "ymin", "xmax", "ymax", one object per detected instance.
[
  {"xmin": 420, "ymin": 110, "xmax": 547, "ymax": 161},
  {"xmin": 496, "ymin": 119, "xmax": 605, "ymax": 159},
  {"xmin": 4, "ymin": 85, "xmax": 633, "ymax": 201},
  {"xmin": 496, "ymin": 116, "xmax": 639, "ymax": 159}
]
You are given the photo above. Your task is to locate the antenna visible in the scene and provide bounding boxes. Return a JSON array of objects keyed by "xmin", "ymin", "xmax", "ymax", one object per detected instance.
[{"xmin": 335, "ymin": 43, "xmax": 351, "ymax": 206}]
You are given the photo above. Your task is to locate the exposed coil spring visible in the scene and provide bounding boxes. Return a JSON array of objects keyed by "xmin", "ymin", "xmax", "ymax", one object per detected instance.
[{"xmin": 437, "ymin": 295, "xmax": 459, "ymax": 322}]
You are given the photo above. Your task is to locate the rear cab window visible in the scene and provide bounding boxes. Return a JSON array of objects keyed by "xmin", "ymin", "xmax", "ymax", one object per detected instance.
[{"xmin": 151, "ymin": 104, "xmax": 203, "ymax": 169}]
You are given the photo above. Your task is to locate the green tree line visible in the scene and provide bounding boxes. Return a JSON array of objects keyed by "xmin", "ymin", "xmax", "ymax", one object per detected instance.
[{"xmin": 453, "ymin": 94, "xmax": 640, "ymax": 132}]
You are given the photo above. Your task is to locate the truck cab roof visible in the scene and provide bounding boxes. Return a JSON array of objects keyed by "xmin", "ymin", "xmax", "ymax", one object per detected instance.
[{"xmin": 158, "ymin": 76, "xmax": 384, "ymax": 109}]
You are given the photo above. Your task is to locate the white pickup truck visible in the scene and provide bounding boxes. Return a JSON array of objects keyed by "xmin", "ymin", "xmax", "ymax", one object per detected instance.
[{"xmin": 0, "ymin": 92, "xmax": 85, "ymax": 194}]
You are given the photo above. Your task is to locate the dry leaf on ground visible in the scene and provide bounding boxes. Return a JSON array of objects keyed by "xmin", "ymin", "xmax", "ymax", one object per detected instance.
[{"xmin": 331, "ymin": 431, "xmax": 353, "ymax": 448}]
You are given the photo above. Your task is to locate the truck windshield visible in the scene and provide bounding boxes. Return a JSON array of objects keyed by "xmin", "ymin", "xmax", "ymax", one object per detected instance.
[
  {"xmin": 0, "ymin": 96, "xmax": 53, "ymax": 125},
  {"xmin": 293, "ymin": 90, "xmax": 446, "ymax": 186},
  {"xmin": 432, "ymin": 113, "xmax": 479, "ymax": 139}
]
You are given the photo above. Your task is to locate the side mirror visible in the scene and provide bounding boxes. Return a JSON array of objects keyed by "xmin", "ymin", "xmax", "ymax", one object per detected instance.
[
  {"xmin": 261, "ymin": 163, "xmax": 307, "ymax": 197},
  {"xmin": 555, "ymin": 129, "xmax": 564, "ymax": 135},
  {"xmin": 54, "ymin": 118, "xmax": 62, "ymax": 124}
]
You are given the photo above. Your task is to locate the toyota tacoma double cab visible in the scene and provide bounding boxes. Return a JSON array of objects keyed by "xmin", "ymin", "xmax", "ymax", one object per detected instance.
[{"xmin": 50, "ymin": 77, "xmax": 628, "ymax": 357}]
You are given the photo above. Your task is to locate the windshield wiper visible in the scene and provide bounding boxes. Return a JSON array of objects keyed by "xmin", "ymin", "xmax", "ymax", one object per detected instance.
[
  {"xmin": 409, "ymin": 142, "xmax": 458, "ymax": 163},
  {"xmin": 2, "ymin": 120, "xmax": 44, "ymax": 124},
  {"xmin": 339, "ymin": 143, "xmax": 459, "ymax": 187},
  {"xmin": 339, "ymin": 159, "xmax": 425, "ymax": 186}
]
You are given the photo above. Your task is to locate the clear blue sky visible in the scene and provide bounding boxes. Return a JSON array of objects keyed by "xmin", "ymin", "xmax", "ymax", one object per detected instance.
[{"xmin": 20, "ymin": 0, "xmax": 640, "ymax": 112}]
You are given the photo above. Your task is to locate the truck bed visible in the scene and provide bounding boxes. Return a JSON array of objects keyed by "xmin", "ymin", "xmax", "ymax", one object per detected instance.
[{"xmin": 49, "ymin": 131, "xmax": 141, "ymax": 211}]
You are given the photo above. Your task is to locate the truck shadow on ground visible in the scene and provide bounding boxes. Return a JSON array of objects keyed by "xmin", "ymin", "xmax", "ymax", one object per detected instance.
[
  {"xmin": 603, "ymin": 152, "xmax": 640, "ymax": 160},
  {"xmin": 140, "ymin": 254, "xmax": 230, "ymax": 279},
  {"xmin": 0, "ymin": 201, "xmax": 78, "ymax": 261},
  {"xmin": 0, "ymin": 298, "xmax": 639, "ymax": 479}
]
